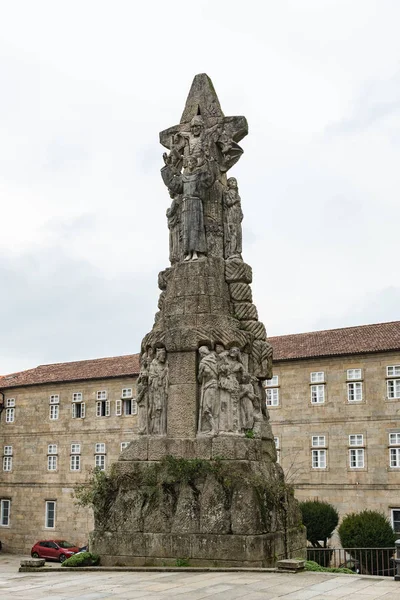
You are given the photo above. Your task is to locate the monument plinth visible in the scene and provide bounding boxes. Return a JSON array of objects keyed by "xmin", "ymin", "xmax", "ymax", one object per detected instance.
[{"xmin": 90, "ymin": 74, "xmax": 306, "ymax": 566}]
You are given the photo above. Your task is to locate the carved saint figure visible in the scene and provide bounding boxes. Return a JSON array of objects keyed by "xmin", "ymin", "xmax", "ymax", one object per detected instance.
[
  {"xmin": 224, "ymin": 177, "xmax": 243, "ymax": 259},
  {"xmin": 198, "ymin": 346, "xmax": 219, "ymax": 435},
  {"xmin": 136, "ymin": 352, "xmax": 150, "ymax": 434},
  {"xmin": 218, "ymin": 347, "xmax": 244, "ymax": 433},
  {"xmin": 240, "ymin": 372, "xmax": 256, "ymax": 431},
  {"xmin": 161, "ymin": 155, "xmax": 216, "ymax": 261},
  {"xmin": 178, "ymin": 115, "xmax": 207, "ymax": 165},
  {"xmin": 148, "ymin": 347, "xmax": 168, "ymax": 435},
  {"xmin": 166, "ymin": 190, "xmax": 181, "ymax": 264}
]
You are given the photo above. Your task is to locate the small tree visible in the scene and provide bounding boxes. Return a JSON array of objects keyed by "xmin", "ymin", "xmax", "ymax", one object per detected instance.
[
  {"xmin": 338, "ymin": 510, "xmax": 396, "ymax": 575},
  {"xmin": 300, "ymin": 500, "xmax": 339, "ymax": 567}
]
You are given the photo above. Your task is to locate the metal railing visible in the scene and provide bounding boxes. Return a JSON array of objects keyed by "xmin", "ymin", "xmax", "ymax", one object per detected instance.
[{"xmin": 307, "ymin": 547, "xmax": 396, "ymax": 576}]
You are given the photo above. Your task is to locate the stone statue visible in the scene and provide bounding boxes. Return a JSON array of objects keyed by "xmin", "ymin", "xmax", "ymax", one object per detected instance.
[
  {"xmin": 148, "ymin": 347, "xmax": 168, "ymax": 435},
  {"xmin": 240, "ymin": 372, "xmax": 256, "ymax": 431},
  {"xmin": 177, "ymin": 115, "xmax": 207, "ymax": 166},
  {"xmin": 136, "ymin": 352, "xmax": 150, "ymax": 435},
  {"xmin": 166, "ymin": 191, "xmax": 182, "ymax": 264},
  {"xmin": 161, "ymin": 155, "xmax": 217, "ymax": 261},
  {"xmin": 218, "ymin": 347, "xmax": 244, "ymax": 433},
  {"xmin": 224, "ymin": 177, "xmax": 243, "ymax": 259},
  {"xmin": 198, "ymin": 346, "xmax": 219, "ymax": 435}
]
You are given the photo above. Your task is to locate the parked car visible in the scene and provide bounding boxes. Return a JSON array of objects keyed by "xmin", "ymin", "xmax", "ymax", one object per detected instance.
[{"xmin": 31, "ymin": 540, "xmax": 80, "ymax": 562}]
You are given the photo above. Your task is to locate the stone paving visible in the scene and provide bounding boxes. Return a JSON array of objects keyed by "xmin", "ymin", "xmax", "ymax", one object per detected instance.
[{"xmin": 1, "ymin": 554, "xmax": 400, "ymax": 600}]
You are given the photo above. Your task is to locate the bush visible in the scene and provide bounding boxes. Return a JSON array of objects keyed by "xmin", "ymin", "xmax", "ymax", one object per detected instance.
[
  {"xmin": 61, "ymin": 552, "xmax": 100, "ymax": 567},
  {"xmin": 305, "ymin": 560, "xmax": 354, "ymax": 574},
  {"xmin": 338, "ymin": 510, "xmax": 396, "ymax": 575},
  {"xmin": 299, "ymin": 500, "xmax": 339, "ymax": 548}
]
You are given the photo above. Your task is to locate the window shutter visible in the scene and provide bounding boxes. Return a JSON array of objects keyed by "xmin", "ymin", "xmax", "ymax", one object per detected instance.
[
  {"xmin": 72, "ymin": 403, "xmax": 76, "ymax": 418},
  {"xmin": 81, "ymin": 403, "xmax": 86, "ymax": 418},
  {"xmin": 96, "ymin": 402, "xmax": 101, "ymax": 417},
  {"xmin": 116, "ymin": 399, "xmax": 122, "ymax": 416},
  {"xmin": 132, "ymin": 401, "xmax": 138, "ymax": 415},
  {"xmin": 105, "ymin": 400, "xmax": 110, "ymax": 417}
]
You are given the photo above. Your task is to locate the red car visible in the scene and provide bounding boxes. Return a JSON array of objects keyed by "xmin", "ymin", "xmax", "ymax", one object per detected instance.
[{"xmin": 31, "ymin": 540, "xmax": 80, "ymax": 562}]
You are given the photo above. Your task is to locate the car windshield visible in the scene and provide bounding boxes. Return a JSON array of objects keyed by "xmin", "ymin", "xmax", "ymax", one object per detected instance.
[{"xmin": 56, "ymin": 541, "xmax": 76, "ymax": 548}]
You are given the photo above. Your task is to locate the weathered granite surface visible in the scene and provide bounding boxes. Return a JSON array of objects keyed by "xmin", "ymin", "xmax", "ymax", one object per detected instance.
[{"xmin": 90, "ymin": 73, "xmax": 306, "ymax": 566}]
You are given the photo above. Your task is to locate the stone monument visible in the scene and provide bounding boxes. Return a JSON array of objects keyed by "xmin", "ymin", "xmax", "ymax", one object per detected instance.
[{"xmin": 90, "ymin": 74, "xmax": 306, "ymax": 566}]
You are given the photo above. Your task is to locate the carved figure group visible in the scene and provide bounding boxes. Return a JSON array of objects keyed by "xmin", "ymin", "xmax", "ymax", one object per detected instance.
[
  {"xmin": 198, "ymin": 344, "xmax": 262, "ymax": 436},
  {"xmin": 136, "ymin": 347, "xmax": 169, "ymax": 436}
]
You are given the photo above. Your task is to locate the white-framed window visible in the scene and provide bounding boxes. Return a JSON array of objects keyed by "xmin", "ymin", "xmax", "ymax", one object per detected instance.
[
  {"xmin": 312, "ymin": 449, "xmax": 327, "ymax": 469},
  {"xmin": 122, "ymin": 388, "xmax": 133, "ymax": 398},
  {"xmin": 71, "ymin": 444, "xmax": 80, "ymax": 454},
  {"xmin": 389, "ymin": 433, "xmax": 400, "ymax": 445},
  {"xmin": 6, "ymin": 398, "xmax": 15, "ymax": 407},
  {"xmin": 310, "ymin": 372, "xmax": 325, "ymax": 383},
  {"xmin": 265, "ymin": 376, "xmax": 279, "ymax": 387},
  {"xmin": 387, "ymin": 365, "xmax": 400, "ymax": 377},
  {"xmin": 274, "ymin": 437, "xmax": 280, "ymax": 463},
  {"xmin": 45, "ymin": 501, "xmax": 56, "ymax": 528},
  {"xmin": 0, "ymin": 499, "xmax": 10, "ymax": 526},
  {"xmin": 4, "ymin": 446, "xmax": 12, "ymax": 455},
  {"xmin": 72, "ymin": 402, "xmax": 85, "ymax": 419},
  {"xmin": 347, "ymin": 382, "xmax": 363, "ymax": 402},
  {"xmin": 95, "ymin": 454, "xmax": 106, "ymax": 470},
  {"xmin": 5, "ymin": 407, "xmax": 15, "ymax": 423},
  {"xmin": 266, "ymin": 388, "xmax": 279, "ymax": 407},
  {"xmin": 387, "ymin": 379, "xmax": 400, "ymax": 400},
  {"xmin": 391, "ymin": 509, "xmax": 400, "ymax": 534},
  {"xmin": 72, "ymin": 392, "xmax": 82, "ymax": 402},
  {"xmin": 3, "ymin": 456, "xmax": 12, "ymax": 472},
  {"xmin": 70, "ymin": 455, "xmax": 80, "ymax": 471},
  {"xmin": 349, "ymin": 434, "xmax": 364, "ymax": 446},
  {"xmin": 48, "ymin": 456, "xmax": 57, "ymax": 471},
  {"xmin": 390, "ymin": 448, "xmax": 400, "ymax": 468},
  {"xmin": 96, "ymin": 390, "xmax": 107, "ymax": 400},
  {"xmin": 347, "ymin": 369, "xmax": 362, "ymax": 380},
  {"xmin": 49, "ymin": 394, "xmax": 60, "ymax": 404},
  {"xmin": 48, "ymin": 444, "xmax": 58, "ymax": 454},
  {"xmin": 311, "ymin": 385, "xmax": 325, "ymax": 404},
  {"xmin": 312, "ymin": 436, "xmax": 326, "ymax": 447},
  {"xmin": 349, "ymin": 448, "xmax": 365, "ymax": 468},
  {"xmin": 121, "ymin": 442, "xmax": 130, "ymax": 451},
  {"xmin": 49, "ymin": 405, "xmax": 59, "ymax": 420},
  {"xmin": 95, "ymin": 443, "xmax": 106, "ymax": 454},
  {"xmin": 124, "ymin": 399, "xmax": 137, "ymax": 415},
  {"xmin": 96, "ymin": 400, "xmax": 110, "ymax": 417}
]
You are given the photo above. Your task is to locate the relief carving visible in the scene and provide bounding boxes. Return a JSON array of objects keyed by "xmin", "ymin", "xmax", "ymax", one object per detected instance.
[{"xmin": 148, "ymin": 347, "xmax": 168, "ymax": 436}]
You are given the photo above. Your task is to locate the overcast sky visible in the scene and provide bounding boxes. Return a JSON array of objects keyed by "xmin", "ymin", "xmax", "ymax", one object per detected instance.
[{"xmin": 1, "ymin": 0, "xmax": 399, "ymax": 374}]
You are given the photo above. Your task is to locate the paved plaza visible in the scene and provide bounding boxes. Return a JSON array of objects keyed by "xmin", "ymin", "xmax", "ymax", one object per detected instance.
[{"xmin": 1, "ymin": 555, "xmax": 400, "ymax": 600}]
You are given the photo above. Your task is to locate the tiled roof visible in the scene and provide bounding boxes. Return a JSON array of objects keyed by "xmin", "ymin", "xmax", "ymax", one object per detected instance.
[
  {"xmin": 0, "ymin": 354, "xmax": 140, "ymax": 389},
  {"xmin": 269, "ymin": 321, "xmax": 400, "ymax": 361}
]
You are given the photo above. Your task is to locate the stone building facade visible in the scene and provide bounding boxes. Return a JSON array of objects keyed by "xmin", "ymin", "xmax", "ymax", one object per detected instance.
[
  {"xmin": 267, "ymin": 321, "xmax": 400, "ymax": 542},
  {"xmin": 0, "ymin": 355, "xmax": 140, "ymax": 553},
  {"xmin": 1, "ymin": 320, "xmax": 399, "ymax": 553}
]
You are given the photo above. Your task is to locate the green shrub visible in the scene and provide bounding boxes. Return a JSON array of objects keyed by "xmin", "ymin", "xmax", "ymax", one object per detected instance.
[
  {"xmin": 299, "ymin": 500, "xmax": 339, "ymax": 548},
  {"xmin": 61, "ymin": 552, "xmax": 100, "ymax": 567},
  {"xmin": 338, "ymin": 510, "xmax": 396, "ymax": 575},
  {"xmin": 175, "ymin": 558, "xmax": 190, "ymax": 567},
  {"xmin": 305, "ymin": 560, "xmax": 354, "ymax": 574}
]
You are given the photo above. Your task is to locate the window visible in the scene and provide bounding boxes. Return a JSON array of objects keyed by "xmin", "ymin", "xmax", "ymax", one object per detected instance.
[
  {"xmin": 389, "ymin": 433, "xmax": 400, "ymax": 468},
  {"xmin": 49, "ymin": 394, "xmax": 59, "ymax": 404},
  {"xmin": 122, "ymin": 388, "xmax": 133, "ymax": 398},
  {"xmin": 5, "ymin": 399, "xmax": 15, "ymax": 423},
  {"xmin": 387, "ymin": 379, "xmax": 400, "ymax": 400},
  {"xmin": 3, "ymin": 446, "xmax": 12, "ymax": 470},
  {"xmin": 0, "ymin": 499, "xmax": 10, "ymax": 526},
  {"xmin": 310, "ymin": 372, "xmax": 324, "ymax": 383},
  {"xmin": 312, "ymin": 436, "xmax": 326, "ymax": 447},
  {"xmin": 311, "ymin": 385, "xmax": 325, "ymax": 404},
  {"xmin": 72, "ymin": 402, "xmax": 85, "ymax": 419},
  {"xmin": 70, "ymin": 444, "xmax": 81, "ymax": 471},
  {"xmin": 45, "ymin": 501, "xmax": 56, "ymax": 528},
  {"xmin": 387, "ymin": 365, "xmax": 400, "ymax": 377},
  {"xmin": 121, "ymin": 442, "xmax": 130, "ymax": 451},
  {"xmin": 95, "ymin": 455, "xmax": 106, "ymax": 470},
  {"xmin": 95, "ymin": 443, "xmax": 105, "ymax": 454},
  {"xmin": 347, "ymin": 369, "xmax": 362, "ymax": 380},
  {"xmin": 349, "ymin": 434, "xmax": 364, "ymax": 446},
  {"xmin": 274, "ymin": 437, "xmax": 280, "ymax": 463},
  {"xmin": 96, "ymin": 399, "xmax": 110, "ymax": 417},
  {"xmin": 347, "ymin": 382, "xmax": 363, "ymax": 402},
  {"xmin": 4, "ymin": 446, "xmax": 12, "ymax": 455},
  {"xmin": 96, "ymin": 390, "xmax": 107, "ymax": 400},
  {"xmin": 391, "ymin": 509, "xmax": 400, "ymax": 534},
  {"xmin": 312, "ymin": 449, "xmax": 327, "ymax": 469},
  {"xmin": 349, "ymin": 448, "xmax": 365, "ymax": 468},
  {"xmin": 48, "ymin": 456, "xmax": 57, "ymax": 471},
  {"xmin": 49, "ymin": 405, "xmax": 59, "ymax": 420},
  {"xmin": 266, "ymin": 388, "xmax": 279, "ymax": 407},
  {"xmin": 72, "ymin": 392, "xmax": 82, "ymax": 402},
  {"xmin": 124, "ymin": 399, "xmax": 137, "ymax": 415},
  {"xmin": 389, "ymin": 433, "xmax": 400, "ymax": 445},
  {"xmin": 265, "ymin": 376, "xmax": 279, "ymax": 386}
]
